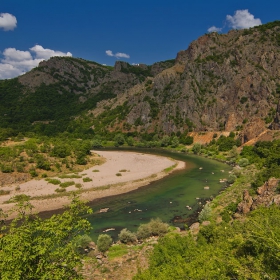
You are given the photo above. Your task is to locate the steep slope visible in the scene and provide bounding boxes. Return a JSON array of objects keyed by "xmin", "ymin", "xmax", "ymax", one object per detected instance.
[
  {"xmin": 90, "ymin": 21, "xmax": 280, "ymax": 142},
  {"xmin": 1, "ymin": 21, "xmax": 280, "ymax": 142},
  {"xmin": 0, "ymin": 57, "xmax": 174, "ymax": 135}
]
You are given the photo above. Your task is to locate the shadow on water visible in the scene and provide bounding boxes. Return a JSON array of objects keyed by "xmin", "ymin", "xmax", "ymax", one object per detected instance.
[{"xmin": 81, "ymin": 148, "xmax": 232, "ymax": 241}]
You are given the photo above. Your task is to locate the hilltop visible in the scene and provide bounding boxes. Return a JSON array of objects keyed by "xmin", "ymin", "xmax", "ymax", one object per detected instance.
[{"xmin": 1, "ymin": 21, "xmax": 280, "ymax": 144}]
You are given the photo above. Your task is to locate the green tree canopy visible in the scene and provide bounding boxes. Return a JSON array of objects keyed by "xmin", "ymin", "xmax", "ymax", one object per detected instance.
[{"xmin": 0, "ymin": 195, "xmax": 92, "ymax": 280}]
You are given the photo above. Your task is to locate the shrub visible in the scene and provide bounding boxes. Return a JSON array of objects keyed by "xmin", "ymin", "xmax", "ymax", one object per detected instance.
[
  {"xmin": 228, "ymin": 174, "xmax": 237, "ymax": 184},
  {"xmin": 75, "ymin": 183, "xmax": 82, "ymax": 189},
  {"xmin": 55, "ymin": 188, "xmax": 66, "ymax": 193},
  {"xmin": 149, "ymin": 218, "xmax": 169, "ymax": 236},
  {"xmin": 198, "ymin": 203, "xmax": 212, "ymax": 222},
  {"xmin": 83, "ymin": 177, "xmax": 92, "ymax": 182},
  {"xmin": 97, "ymin": 234, "xmax": 113, "ymax": 253},
  {"xmin": 137, "ymin": 223, "xmax": 151, "ymax": 240},
  {"xmin": 192, "ymin": 143, "xmax": 201, "ymax": 154},
  {"xmin": 46, "ymin": 179, "xmax": 61, "ymax": 185},
  {"xmin": 238, "ymin": 158, "xmax": 250, "ymax": 167},
  {"xmin": 0, "ymin": 190, "xmax": 10, "ymax": 196},
  {"xmin": 118, "ymin": 228, "xmax": 137, "ymax": 244},
  {"xmin": 1, "ymin": 165, "xmax": 14, "ymax": 173},
  {"xmin": 76, "ymin": 155, "xmax": 87, "ymax": 165},
  {"xmin": 72, "ymin": 234, "xmax": 92, "ymax": 253},
  {"xmin": 7, "ymin": 194, "xmax": 30, "ymax": 203},
  {"xmin": 59, "ymin": 174, "xmax": 82, "ymax": 179},
  {"xmin": 16, "ymin": 163, "xmax": 25, "ymax": 173},
  {"xmin": 137, "ymin": 218, "xmax": 169, "ymax": 240},
  {"xmin": 116, "ymin": 173, "xmax": 122, "ymax": 176},
  {"xmin": 29, "ymin": 170, "xmax": 38, "ymax": 177},
  {"xmin": 232, "ymin": 167, "xmax": 242, "ymax": 177},
  {"xmin": 183, "ymin": 136, "xmax": 194, "ymax": 145},
  {"xmin": 59, "ymin": 181, "xmax": 75, "ymax": 188}
]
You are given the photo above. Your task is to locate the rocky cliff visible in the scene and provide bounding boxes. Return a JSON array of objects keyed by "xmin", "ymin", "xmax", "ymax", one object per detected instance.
[{"xmin": 91, "ymin": 21, "xmax": 280, "ymax": 142}]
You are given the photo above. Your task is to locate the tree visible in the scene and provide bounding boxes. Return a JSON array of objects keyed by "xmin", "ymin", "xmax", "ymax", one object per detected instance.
[
  {"xmin": 97, "ymin": 234, "xmax": 113, "ymax": 253},
  {"xmin": 0, "ymin": 195, "xmax": 92, "ymax": 280},
  {"xmin": 192, "ymin": 143, "xmax": 201, "ymax": 154},
  {"xmin": 171, "ymin": 136, "xmax": 179, "ymax": 148},
  {"xmin": 161, "ymin": 135, "xmax": 170, "ymax": 147},
  {"xmin": 118, "ymin": 228, "xmax": 137, "ymax": 244},
  {"xmin": 113, "ymin": 133, "xmax": 125, "ymax": 147}
]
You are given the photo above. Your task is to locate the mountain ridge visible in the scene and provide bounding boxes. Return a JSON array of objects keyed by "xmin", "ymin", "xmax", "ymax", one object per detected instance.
[{"xmin": 1, "ymin": 21, "xmax": 280, "ymax": 143}]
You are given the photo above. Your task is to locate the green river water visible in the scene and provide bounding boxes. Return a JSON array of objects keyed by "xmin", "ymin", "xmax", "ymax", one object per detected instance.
[{"xmin": 84, "ymin": 149, "xmax": 232, "ymax": 241}]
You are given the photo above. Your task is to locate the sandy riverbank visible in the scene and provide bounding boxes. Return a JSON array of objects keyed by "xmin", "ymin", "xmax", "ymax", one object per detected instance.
[{"xmin": 0, "ymin": 150, "xmax": 185, "ymax": 217}]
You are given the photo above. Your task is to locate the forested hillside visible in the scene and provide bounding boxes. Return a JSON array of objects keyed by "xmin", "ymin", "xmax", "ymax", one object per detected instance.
[{"xmin": 1, "ymin": 21, "xmax": 280, "ymax": 144}]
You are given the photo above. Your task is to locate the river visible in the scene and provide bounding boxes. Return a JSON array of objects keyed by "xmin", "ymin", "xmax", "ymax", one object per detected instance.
[{"xmin": 84, "ymin": 149, "xmax": 231, "ymax": 241}]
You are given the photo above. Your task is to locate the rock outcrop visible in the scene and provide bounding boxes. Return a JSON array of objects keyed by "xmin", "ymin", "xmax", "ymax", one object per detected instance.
[{"xmin": 236, "ymin": 178, "xmax": 280, "ymax": 215}]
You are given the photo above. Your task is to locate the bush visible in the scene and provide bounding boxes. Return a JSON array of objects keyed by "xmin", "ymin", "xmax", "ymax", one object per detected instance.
[
  {"xmin": 228, "ymin": 174, "xmax": 237, "ymax": 184},
  {"xmin": 76, "ymin": 155, "xmax": 87, "ymax": 165},
  {"xmin": 46, "ymin": 179, "xmax": 61, "ymax": 185},
  {"xmin": 238, "ymin": 158, "xmax": 250, "ymax": 167},
  {"xmin": 1, "ymin": 165, "xmax": 14, "ymax": 173},
  {"xmin": 118, "ymin": 228, "xmax": 137, "ymax": 244},
  {"xmin": 0, "ymin": 190, "xmax": 10, "ymax": 196},
  {"xmin": 29, "ymin": 170, "xmax": 38, "ymax": 177},
  {"xmin": 83, "ymin": 177, "xmax": 92, "ymax": 182},
  {"xmin": 198, "ymin": 203, "xmax": 212, "ymax": 222},
  {"xmin": 75, "ymin": 183, "xmax": 82, "ymax": 189},
  {"xmin": 137, "ymin": 218, "xmax": 169, "ymax": 240},
  {"xmin": 192, "ymin": 143, "xmax": 201, "ymax": 154},
  {"xmin": 137, "ymin": 223, "xmax": 152, "ymax": 240},
  {"xmin": 59, "ymin": 181, "xmax": 75, "ymax": 188},
  {"xmin": 55, "ymin": 188, "xmax": 66, "ymax": 193},
  {"xmin": 149, "ymin": 218, "xmax": 169, "ymax": 236},
  {"xmin": 72, "ymin": 234, "xmax": 92, "ymax": 252},
  {"xmin": 97, "ymin": 234, "xmax": 113, "ymax": 253},
  {"xmin": 7, "ymin": 194, "xmax": 30, "ymax": 203}
]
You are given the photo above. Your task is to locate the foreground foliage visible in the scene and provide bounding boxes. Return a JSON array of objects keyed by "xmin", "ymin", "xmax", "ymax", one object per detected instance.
[
  {"xmin": 0, "ymin": 196, "xmax": 92, "ymax": 280},
  {"xmin": 134, "ymin": 206, "xmax": 280, "ymax": 279}
]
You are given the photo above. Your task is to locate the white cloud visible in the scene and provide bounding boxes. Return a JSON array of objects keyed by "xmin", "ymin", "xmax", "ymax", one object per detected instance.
[
  {"xmin": 105, "ymin": 50, "xmax": 114, "ymax": 57},
  {"xmin": 3, "ymin": 48, "xmax": 32, "ymax": 62},
  {"xmin": 0, "ymin": 45, "xmax": 72, "ymax": 79},
  {"xmin": 0, "ymin": 13, "xmax": 17, "ymax": 31},
  {"xmin": 30, "ymin": 45, "xmax": 72, "ymax": 59},
  {"xmin": 115, "ymin": 52, "xmax": 130, "ymax": 59},
  {"xmin": 226, "ymin": 10, "xmax": 262, "ymax": 29},
  {"xmin": 105, "ymin": 50, "xmax": 130, "ymax": 59},
  {"xmin": 208, "ymin": 26, "xmax": 222, "ymax": 33}
]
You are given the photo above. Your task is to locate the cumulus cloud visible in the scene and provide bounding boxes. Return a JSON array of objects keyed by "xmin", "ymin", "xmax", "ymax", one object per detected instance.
[
  {"xmin": 30, "ymin": 45, "xmax": 72, "ymax": 59},
  {"xmin": 0, "ymin": 13, "xmax": 17, "ymax": 31},
  {"xmin": 105, "ymin": 50, "xmax": 114, "ymax": 57},
  {"xmin": 0, "ymin": 45, "xmax": 72, "ymax": 79},
  {"xmin": 226, "ymin": 9, "xmax": 262, "ymax": 29},
  {"xmin": 208, "ymin": 26, "xmax": 222, "ymax": 33},
  {"xmin": 115, "ymin": 52, "xmax": 130, "ymax": 58},
  {"xmin": 105, "ymin": 50, "xmax": 130, "ymax": 59}
]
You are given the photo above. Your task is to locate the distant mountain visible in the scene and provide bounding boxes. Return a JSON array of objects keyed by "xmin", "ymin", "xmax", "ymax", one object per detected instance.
[{"xmin": 1, "ymin": 21, "xmax": 280, "ymax": 143}]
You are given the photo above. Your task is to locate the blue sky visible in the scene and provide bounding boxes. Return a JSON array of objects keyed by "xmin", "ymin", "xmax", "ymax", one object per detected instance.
[{"xmin": 0, "ymin": 0, "xmax": 279, "ymax": 79}]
